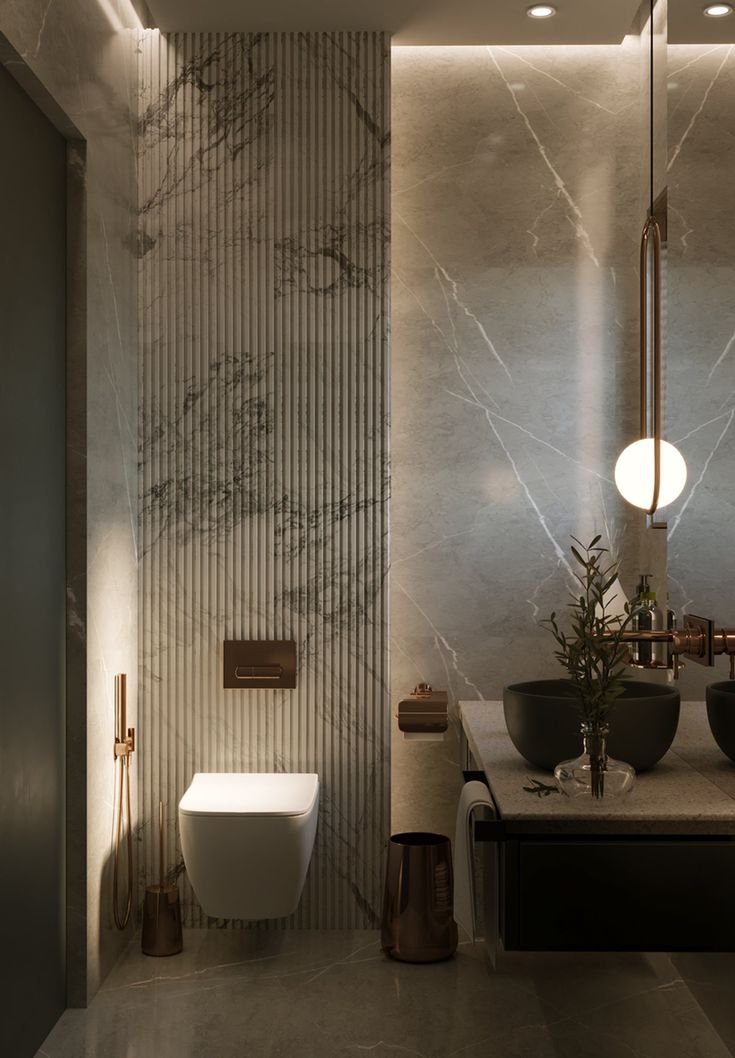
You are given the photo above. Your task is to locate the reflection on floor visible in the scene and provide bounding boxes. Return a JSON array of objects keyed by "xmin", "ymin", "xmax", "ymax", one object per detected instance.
[{"xmin": 36, "ymin": 930, "xmax": 735, "ymax": 1057}]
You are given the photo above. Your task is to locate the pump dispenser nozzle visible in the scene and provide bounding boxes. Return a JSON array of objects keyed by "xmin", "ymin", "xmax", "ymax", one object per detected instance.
[{"xmin": 635, "ymin": 573, "xmax": 655, "ymax": 600}]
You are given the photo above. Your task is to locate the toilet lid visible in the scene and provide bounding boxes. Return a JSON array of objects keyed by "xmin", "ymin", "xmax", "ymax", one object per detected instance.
[{"xmin": 179, "ymin": 772, "xmax": 319, "ymax": 817}]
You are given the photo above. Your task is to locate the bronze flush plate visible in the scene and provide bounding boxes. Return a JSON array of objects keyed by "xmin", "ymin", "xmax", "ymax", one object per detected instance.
[{"xmin": 223, "ymin": 640, "xmax": 297, "ymax": 689}]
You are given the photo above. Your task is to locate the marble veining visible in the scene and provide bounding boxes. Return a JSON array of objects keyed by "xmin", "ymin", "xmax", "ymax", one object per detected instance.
[
  {"xmin": 666, "ymin": 42, "xmax": 735, "ymax": 698},
  {"xmin": 35, "ymin": 928, "xmax": 735, "ymax": 1057},
  {"xmin": 137, "ymin": 32, "xmax": 390, "ymax": 928},
  {"xmin": 391, "ymin": 41, "xmax": 655, "ymax": 841}
]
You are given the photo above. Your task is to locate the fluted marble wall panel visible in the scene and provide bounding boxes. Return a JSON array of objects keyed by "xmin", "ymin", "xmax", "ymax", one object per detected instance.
[
  {"xmin": 391, "ymin": 43, "xmax": 655, "ymax": 837},
  {"xmin": 666, "ymin": 43, "xmax": 735, "ymax": 696},
  {"xmin": 137, "ymin": 32, "xmax": 390, "ymax": 927}
]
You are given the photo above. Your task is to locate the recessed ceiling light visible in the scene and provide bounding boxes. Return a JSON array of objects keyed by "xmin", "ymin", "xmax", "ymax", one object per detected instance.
[
  {"xmin": 704, "ymin": 3, "xmax": 733, "ymax": 16},
  {"xmin": 527, "ymin": 4, "xmax": 557, "ymax": 18}
]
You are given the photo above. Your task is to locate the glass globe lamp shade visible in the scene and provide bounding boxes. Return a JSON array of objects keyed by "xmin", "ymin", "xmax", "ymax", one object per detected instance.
[{"xmin": 614, "ymin": 438, "xmax": 687, "ymax": 511}]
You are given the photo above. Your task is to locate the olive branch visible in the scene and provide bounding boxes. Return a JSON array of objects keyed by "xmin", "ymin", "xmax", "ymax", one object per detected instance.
[{"xmin": 540, "ymin": 536, "xmax": 642, "ymax": 727}]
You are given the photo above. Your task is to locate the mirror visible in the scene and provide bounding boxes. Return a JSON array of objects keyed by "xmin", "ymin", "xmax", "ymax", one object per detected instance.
[{"xmin": 666, "ymin": 0, "xmax": 735, "ymax": 695}]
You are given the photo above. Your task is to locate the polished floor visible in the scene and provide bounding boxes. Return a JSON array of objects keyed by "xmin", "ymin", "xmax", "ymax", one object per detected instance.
[{"xmin": 36, "ymin": 930, "xmax": 735, "ymax": 1057}]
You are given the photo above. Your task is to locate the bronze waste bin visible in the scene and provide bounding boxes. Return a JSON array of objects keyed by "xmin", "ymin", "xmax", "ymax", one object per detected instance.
[{"xmin": 381, "ymin": 832, "xmax": 458, "ymax": 963}]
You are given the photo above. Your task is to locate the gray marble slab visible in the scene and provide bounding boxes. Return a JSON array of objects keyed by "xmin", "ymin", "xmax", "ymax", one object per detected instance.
[
  {"xmin": 666, "ymin": 39, "xmax": 735, "ymax": 702},
  {"xmin": 34, "ymin": 928, "xmax": 734, "ymax": 1058},
  {"xmin": 390, "ymin": 35, "xmax": 662, "ymax": 844},
  {"xmin": 460, "ymin": 700, "xmax": 735, "ymax": 834}
]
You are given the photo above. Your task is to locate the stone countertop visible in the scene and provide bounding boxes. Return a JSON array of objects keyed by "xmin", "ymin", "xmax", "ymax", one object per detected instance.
[{"xmin": 459, "ymin": 701, "xmax": 735, "ymax": 834}]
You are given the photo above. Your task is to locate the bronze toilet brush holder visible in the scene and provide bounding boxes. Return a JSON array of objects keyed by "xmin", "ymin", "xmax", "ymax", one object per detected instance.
[{"xmin": 142, "ymin": 801, "xmax": 183, "ymax": 957}]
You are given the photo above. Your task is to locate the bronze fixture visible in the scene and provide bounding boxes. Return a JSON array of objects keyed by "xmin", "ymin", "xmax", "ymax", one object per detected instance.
[
  {"xmin": 615, "ymin": 194, "xmax": 687, "ymax": 518},
  {"xmin": 397, "ymin": 683, "xmax": 449, "ymax": 734},
  {"xmin": 640, "ymin": 214, "xmax": 663, "ymax": 517},
  {"xmin": 141, "ymin": 801, "xmax": 183, "ymax": 957},
  {"xmin": 114, "ymin": 672, "xmax": 135, "ymax": 760},
  {"xmin": 604, "ymin": 614, "xmax": 735, "ymax": 680},
  {"xmin": 223, "ymin": 640, "xmax": 297, "ymax": 688},
  {"xmin": 234, "ymin": 665, "xmax": 283, "ymax": 680},
  {"xmin": 112, "ymin": 673, "xmax": 135, "ymax": 931}
]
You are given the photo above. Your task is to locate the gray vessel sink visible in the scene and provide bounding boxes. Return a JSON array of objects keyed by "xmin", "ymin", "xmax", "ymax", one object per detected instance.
[
  {"xmin": 706, "ymin": 681, "xmax": 735, "ymax": 764},
  {"xmin": 503, "ymin": 679, "xmax": 681, "ymax": 772}
]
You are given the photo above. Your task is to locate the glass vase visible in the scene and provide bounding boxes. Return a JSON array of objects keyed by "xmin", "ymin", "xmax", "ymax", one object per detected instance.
[{"xmin": 554, "ymin": 722, "xmax": 635, "ymax": 801}]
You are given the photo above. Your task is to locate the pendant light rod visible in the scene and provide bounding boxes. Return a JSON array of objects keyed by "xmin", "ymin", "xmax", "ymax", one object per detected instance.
[
  {"xmin": 614, "ymin": 3, "xmax": 687, "ymax": 516},
  {"xmin": 639, "ymin": 214, "xmax": 662, "ymax": 516},
  {"xmin": 645, "ymin": 0, "xmax": 661, "ymax": 519}
]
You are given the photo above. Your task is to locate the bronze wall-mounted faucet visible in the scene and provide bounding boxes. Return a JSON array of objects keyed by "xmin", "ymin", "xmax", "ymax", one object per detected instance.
[{"xmin": 607, "ymin": 615, "xmax": 735, "ymax": 680}]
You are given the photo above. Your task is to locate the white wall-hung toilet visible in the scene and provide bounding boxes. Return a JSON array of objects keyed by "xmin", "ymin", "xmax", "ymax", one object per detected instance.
[{"xmin": 179, "ymin": 773, "xmax": 319, "ymax": 920}]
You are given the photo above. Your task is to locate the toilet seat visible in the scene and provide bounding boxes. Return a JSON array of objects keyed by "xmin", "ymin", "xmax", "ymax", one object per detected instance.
[{"xmin": 179, "ymin": 772, "xmax": 319, "ymax": 817}]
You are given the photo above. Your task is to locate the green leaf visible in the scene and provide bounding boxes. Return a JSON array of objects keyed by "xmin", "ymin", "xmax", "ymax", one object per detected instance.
[{"xmin": 541, "ymin": 533, "xmax": 637, "ymax": 726}]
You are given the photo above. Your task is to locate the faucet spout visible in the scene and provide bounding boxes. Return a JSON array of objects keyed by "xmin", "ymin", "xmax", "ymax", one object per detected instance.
[{"xmin": 602, "ymin": 615, "xmax": 735, "ymax": 680}]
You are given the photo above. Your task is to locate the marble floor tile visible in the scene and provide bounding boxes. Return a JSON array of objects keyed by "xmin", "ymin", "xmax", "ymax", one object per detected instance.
[
  {"xmin": 36, "ymin": 931, "xmax": 734, "ymax": 1058},
  {"xmin": 670, "ymin": 953, "xmax": 735, "ymax": 1055}
]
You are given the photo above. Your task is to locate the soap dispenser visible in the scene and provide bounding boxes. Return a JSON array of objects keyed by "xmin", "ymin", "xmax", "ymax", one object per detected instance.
[{"xmin": 632, "ymin": 574, "xmax": 665, "ymax": 667}]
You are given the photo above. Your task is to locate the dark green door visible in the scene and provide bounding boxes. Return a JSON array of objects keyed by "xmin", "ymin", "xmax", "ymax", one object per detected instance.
[{"xmin": 0, "ymin": 61, "xmax": 67, "ymax": 1056}]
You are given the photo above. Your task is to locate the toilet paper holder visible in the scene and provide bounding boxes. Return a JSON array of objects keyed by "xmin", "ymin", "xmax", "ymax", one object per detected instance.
[{"xmin": 397, "ymin": 683, "xmax": 449, "ymax": 734}]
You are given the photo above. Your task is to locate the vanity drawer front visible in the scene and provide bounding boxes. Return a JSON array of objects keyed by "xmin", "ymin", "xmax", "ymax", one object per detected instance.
[{"xmin": 504, "ymin": 839, "xmax": 735, "ymax": 951}]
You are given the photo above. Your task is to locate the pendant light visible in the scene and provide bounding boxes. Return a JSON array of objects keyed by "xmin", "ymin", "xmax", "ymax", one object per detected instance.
[
  {"xmin": 615, "ymin": 6, "xmax": 686, "ymax": 518},
  {"xmin": 614, "ymin": 215, "xmax": 686, "ymax": 515}
]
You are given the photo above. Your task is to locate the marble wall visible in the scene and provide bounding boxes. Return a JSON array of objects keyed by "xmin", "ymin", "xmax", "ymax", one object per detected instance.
[
  {"xmin": 666, "ymin": 42, "xmax": 735, "ymax": 696},
  {"xmin": 137, "ymin": 32, "xmax": 390, "ymax": 928},
  {"xmin": 391, "ymin": 42, "xmax": 654, "ymax": 836},
  {"xmin": 0, "ymin": 0, "xmax": 139, "ymax": 1002}
]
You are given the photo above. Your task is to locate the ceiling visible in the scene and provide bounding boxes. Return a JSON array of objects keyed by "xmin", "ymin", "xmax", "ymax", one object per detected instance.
[
  {"xmin": 143, "ymin": 0, "xmax": 644, "ymax": 45},
  {"xmin": 669, "ymin": 0, "xmax": 735, "ymax": 43}
]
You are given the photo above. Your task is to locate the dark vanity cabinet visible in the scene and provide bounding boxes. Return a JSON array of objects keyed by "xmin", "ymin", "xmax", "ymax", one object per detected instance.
[
  {"xmin": 461, "ymin": 702, "xmax": 735, "ymax": 956},
  {"xmin": 486, "ymin": 833, "xmax": 735, "ymax": 952}
]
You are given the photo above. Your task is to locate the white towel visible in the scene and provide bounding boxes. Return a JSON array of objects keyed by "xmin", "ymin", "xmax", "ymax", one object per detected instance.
[{"xmin": 453, "ymin": 780, "xmax": 494, "ymax": 941}]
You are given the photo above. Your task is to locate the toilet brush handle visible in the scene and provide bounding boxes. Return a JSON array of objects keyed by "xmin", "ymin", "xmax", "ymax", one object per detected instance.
[{"xmin": 159, "ymin": 800, "xmax": 166, "ymax": 890}]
